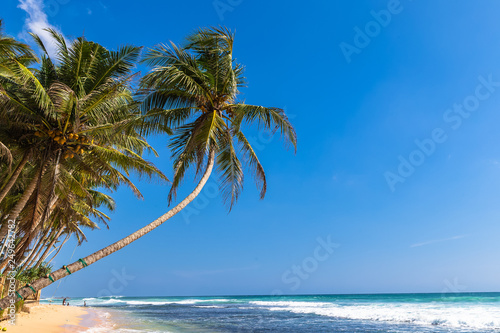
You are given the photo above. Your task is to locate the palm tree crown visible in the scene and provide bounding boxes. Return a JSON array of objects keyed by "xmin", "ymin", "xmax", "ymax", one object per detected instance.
[
  {"xmin": 141, "ymin": 27, "xmax": 296, "ymax": 209},
  {"xmin": 0, "ymin": 29, "xmax": 166, "ymax": 272},
  {"xmin": 0, "ymin": 26, "xmax": 297, "ymax": 310}
]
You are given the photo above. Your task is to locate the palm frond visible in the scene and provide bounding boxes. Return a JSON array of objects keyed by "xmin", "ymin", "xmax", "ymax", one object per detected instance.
[
  {"xmin": 234, "ymin": 131, "xmax": 266, "ymax": 199},
  {"xmin": 216, "ymin": 128, "xmax": 243, "ymax": 209},
  {"xmin": 229, "ymin": 104, "xmax": 297, "ymax": 152}
]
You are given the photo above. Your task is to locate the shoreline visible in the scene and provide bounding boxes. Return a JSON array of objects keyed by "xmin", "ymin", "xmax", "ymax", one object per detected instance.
[
  {"xmin": 3, "ymin": 294, "xmax": 498, "ymax": 332},
  {"xmin": 2, "ymin": 304, "xmax": 101, "ymax": 333}
]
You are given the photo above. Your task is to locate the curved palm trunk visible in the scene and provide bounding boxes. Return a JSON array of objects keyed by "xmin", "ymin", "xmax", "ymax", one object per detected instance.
[
  {"xmin": 29, "ymin": 151, "xmax": 61, "ymax": 244},
  {"xmin": 0, "ymin": 151, "xmax": 30, "ymax": 204},
  {"xmin": 16, "ymin": 239, "xmax": 43, "ymax": 273},
  {"xmin": 42, "ymin": 233, "xmax": 69, "ymax": 266},
  {"xmin": 13, "ymin": 195, "xmax": 59, "ymax": 265},
  {"xmin": 20, "ymin": 239, "xmax": 45, "ymax": 272},
  {"xmin": 34, "ymin": 226, "xmax": 65, "ymax": 268},
  {"xmin": 19, "ymin": 226, "xmax": 54, "ymax": 272},
  {"xmin": 0, "ymin": 166, "xmax": 41, "ymax": 241},
  {"xmin": 0, "ymin": 151, "xmax": 215, "ymax": 309}
]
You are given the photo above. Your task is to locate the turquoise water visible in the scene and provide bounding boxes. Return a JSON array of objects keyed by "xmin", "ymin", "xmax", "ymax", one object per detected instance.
[{"xmin": 42, "ymin": 293, "xmax": 500, "ymax": 332}]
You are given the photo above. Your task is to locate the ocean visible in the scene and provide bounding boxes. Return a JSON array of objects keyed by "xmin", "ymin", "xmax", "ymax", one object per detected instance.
[{"xmin": 42, "ymin": 293, "xmax": 500, "ymax": 332}]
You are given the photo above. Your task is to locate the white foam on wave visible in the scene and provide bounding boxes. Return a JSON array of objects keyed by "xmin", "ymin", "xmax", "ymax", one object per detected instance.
[
  {"xmin": 182, "ymin": 298, "xmax": 233, "ymax": 304},
  {"xmin": 249, "ymin": 301, "xmax": 500, "ymax": 330},
  {"xmin": 79, "ymin": 309, "xmax": 116, "ymax": 333},
  {"xmin": 124, "ymin": 300, "xmax": 177, "ymax": 305},
  {"xmin": 81, "ymin": 326, "xmax": 113, "ymax": 333},
  {"xmin": 81, "ymin": 297, "xmax": 235, "ymax": 306},
  {"xmin": 193, "ymin": 305, "xmax": 224, "ymax": 308},
  {"xmin": 83, "ymin": 327, "xmax": 168, "ymax": 333},
  {"xmin": 250, "ymin": 301, "xmax": 329, "ymax": 308}
]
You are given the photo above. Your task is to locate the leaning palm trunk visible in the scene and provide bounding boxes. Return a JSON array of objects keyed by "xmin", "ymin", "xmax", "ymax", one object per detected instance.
[
  {"xmin": 0, "ymin": 151, "xmax": 30, "ymax": 204},
  {"xmin": 18, "ymin": 225, "xmax": 54, "ymax": 272},
  {"xmin": 19, "ymin": 237, "xmax": 46, "ymax": 272},
  {"xmin": 0, "ymin": 171, "xmax": 55, "ymax": 268},
  {"xmin": 0, "ymin": 166, "xmax": 42, "ymax": 241},
  {"xmin": 0, "ymin": 151, "xmax": 215, "ymax": 309},
  {"xmin": 16, "ymin": 240, "xmax": 43, "ymax": 273},
  {"xmin": 13, "ymin": 195, "xmax": 59, "ymax": 265},
  {"xmin": 41, "ymin": 233, "xmax": 70, "ymax": 266},
  {"xmin": 33, "ymin": 226, "xmax": 65, "ymax": 268}
]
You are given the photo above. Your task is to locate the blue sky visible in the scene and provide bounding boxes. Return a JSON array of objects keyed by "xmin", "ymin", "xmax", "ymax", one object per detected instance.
[{"xmin": 3, "ymin": 0, "xmax": 500, "ymax": 297}]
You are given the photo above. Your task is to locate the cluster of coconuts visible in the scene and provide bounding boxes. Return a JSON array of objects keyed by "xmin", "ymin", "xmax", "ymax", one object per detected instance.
[{"xmin": 34, "ymin": 129, "xmax": 93, "ymax": 159}]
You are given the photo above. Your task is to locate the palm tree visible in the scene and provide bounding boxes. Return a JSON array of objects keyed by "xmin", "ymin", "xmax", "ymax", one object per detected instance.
[
  {"xmin": 0, "ymin": 19, "xmax": 36, "ymax": 198},
  {"xmin": 0, "ymin": 29, "xmax": 165, "ymax": 235},
  {"xmin": 0, "ymin": 29, "xmax": 166, "ymax": 281},
  {"xmin": 0, "ymin": 27, "xmax": 296, "ymax": 309}
]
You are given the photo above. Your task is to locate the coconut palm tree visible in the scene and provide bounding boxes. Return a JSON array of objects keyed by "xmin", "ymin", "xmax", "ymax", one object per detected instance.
[
  {"xmin": 0, "ymin": 27, "xmax": 296, "ymax": 309},
  {"xmin": 0, "ymin": 19, "xmax": 36, "ymax": 195},
  {"xmin": 0, "ymin": 29, "xmax": 166, "ymax": 281},
  {"xmin": 0, "ymin": 29, "xmax": 165, "ymax": 238}
]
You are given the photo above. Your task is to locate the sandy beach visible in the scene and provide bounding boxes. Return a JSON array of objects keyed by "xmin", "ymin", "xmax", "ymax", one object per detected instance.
[{"xmin": 1, "ymin": 304, "xmax": 94, "ymax": 333}]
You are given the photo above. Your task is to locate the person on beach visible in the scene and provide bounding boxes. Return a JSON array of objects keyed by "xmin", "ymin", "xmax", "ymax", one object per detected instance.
[
  {"xmin": 84, "ymin": 301, "xmax": 87, "ymax": 307},
  {"xmin": 63, "ymin": 298, "xmax": 67, "ymax": 306}
]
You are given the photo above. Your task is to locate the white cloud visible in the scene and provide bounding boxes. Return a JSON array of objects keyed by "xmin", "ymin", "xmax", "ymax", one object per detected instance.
[
  {"xmin": 410, "ymin": 235, "xmax": 467, "ymax": 248},
  {"xmin": 17, "ymin": 0, "xmax": 62, "ymax": 58}
]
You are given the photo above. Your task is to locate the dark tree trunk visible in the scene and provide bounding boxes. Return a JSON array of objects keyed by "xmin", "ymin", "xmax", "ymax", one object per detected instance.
[
  {"xmin": 0, "ymin": 151, "xmax": 30, "ymax": 204},
  {"xmin": 34, "ymin": 226, "xmax": 65, "ymax": 268},
  {"xmin": 0, "ymin": 166, "xmax": 41, "ymax": 242}
]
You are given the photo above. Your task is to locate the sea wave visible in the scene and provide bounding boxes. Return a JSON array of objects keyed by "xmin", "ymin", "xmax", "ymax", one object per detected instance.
[
  {"xmin": 83, "ymin": 328, "xmax": 169, "ymax": 333},
  {"xmin": 249, "ymin": 300, "xmax": 500, "ymax": 330},
  {"xmin": 193, "ymin": 305, "xmax": 225, "ymax": 308},
  {"xmin": 47, "ymin": 297, "xmax": 237, "ymax": 307},
  {"xmin": 122, "ymin": 298, "xmax": 233, "ymax": 306}
]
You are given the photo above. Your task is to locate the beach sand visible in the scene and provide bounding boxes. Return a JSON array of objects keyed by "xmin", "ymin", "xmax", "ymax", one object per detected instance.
[{"xmin": 1, "ymin": 304, "xmax": 95, "ymax": 332}]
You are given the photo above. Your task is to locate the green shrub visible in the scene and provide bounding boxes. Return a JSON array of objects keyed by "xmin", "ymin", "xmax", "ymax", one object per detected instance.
[
  {"xmin": 16, "ymin": 263, "xmax": 52, "ymax": 284},
  {"xmin": 14, "ymin": 299, "xmax": 24, "ymax": 313}
]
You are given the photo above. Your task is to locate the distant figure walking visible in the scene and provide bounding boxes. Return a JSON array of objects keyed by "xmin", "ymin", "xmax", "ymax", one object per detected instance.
[
  {"xmin": 84, "ymin": 301, "xmax": 87, "ymax": 307},
  {"xmin": 62, "ymin": 298, "xmax": 67, "ymax": 306}
]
